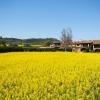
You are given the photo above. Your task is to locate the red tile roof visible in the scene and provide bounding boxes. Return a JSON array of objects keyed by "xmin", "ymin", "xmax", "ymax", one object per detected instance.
[
  {"xmin": 73, "ymin": 40, "xmax": 100, "ymax": 44},
  {"xmin": 93, "ymin": 40, "xmax": 100, "ymax": 44}
]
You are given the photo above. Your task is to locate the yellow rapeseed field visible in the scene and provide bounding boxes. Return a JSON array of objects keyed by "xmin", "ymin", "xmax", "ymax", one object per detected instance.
[{"xmin": 0, "ymin": 52, "xmax": 100, "ymax": 100}]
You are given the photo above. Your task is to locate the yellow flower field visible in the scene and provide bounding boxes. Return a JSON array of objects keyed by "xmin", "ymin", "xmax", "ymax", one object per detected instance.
[{"xmin": 0, "ymin": 52, "xmax": 100, "ymax": 100}]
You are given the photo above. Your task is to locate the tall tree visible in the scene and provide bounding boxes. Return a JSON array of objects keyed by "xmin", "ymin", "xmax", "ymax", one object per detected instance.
[{"xmin": 61, "ymin": 28, "xmax": 72, "ymax": 51}]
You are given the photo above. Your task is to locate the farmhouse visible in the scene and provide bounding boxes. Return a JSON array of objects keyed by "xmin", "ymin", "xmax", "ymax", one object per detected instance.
[
  {"xmin": 73, "ymin": 40, "xmax": 100, "ymax": 52},
  {"xmin": 50, "ymin": 40, "xmax": 100, "ymax": 52},
  {"xmin": 93, "ymin": 40, "xmax": 100, "ymax": 50},
  {"xmin": 72, "ymin": 40, "xmax": 93, "ymax": 52}
]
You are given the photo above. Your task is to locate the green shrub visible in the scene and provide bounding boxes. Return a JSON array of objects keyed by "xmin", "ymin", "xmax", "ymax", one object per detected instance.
[
  {"xmin": 24, "ymin": 44, "xmax": 31, "ymax": 47},
  {"xmin": 0, "ymin": 47, "xmax": 24, "ymax": 52},
  {"xmin": 81, "ymin": 47, "xmax": 90, "ymax": 52},
  {"xmin": 95, "ymin": 49, "xmax": 100, "ymax": 52},
  {"xmin": 66, "ymin": 48, "xmax": 72, "ymax": 52},
  {"xmin": 0, "ymin": 47, "xmax": 72, "ymax": 53},
  {"xmin": 9, "ymin": 44, "xmax": 18, "ymax": 47}
]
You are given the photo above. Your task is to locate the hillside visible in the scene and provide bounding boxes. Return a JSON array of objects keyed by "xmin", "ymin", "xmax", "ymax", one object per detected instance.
[{"xmin": 0, "ymin": 37, "xmax": 60, "ymax": 45}]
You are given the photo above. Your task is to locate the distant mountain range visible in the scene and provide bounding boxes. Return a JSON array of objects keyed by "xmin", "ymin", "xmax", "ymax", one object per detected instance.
[{"xmin": 0, "ymin": 37, "xmax": 60, "ymax": 45}]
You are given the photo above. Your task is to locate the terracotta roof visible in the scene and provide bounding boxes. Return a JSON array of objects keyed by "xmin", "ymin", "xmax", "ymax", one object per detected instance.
[
  {"xmin": 80, "ymin": 40, "xmax": 93, "ymax": 44},
  {"xmin": 73, "ymin": 40, "xmax": 100, "ymax": 45},
  {"xmin": 73, "ymin": 40, "xmax": 92, "ymax": 44},
  {"xmin": 93, "ymin": 40, "xmax": 100, "ymax": 44},
  {"xmin": 73, "ymin": 41, "xmax": 80, "ymax": 44}
]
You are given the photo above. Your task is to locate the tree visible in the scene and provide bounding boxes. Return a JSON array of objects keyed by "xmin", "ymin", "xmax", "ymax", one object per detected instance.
[
  {"xmin": 61, "ymin": 28, "xmax": 73, "ymax": 51},
  {"xmin": 43, "ymin": 40, "xmax": 52, "ymax": 46},
  {"xmin": 0, "ymin": 38, "xmax": 6, "ymax": 46}
]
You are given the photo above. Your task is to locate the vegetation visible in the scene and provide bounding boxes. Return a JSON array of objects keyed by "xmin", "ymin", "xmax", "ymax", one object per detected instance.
[
  {"xmin": 0, "ymin": 37, "xmax": 59, "ymax": 46},
  {"xmin": 43, "ymin": 40, "xmax": 52, "ymax": 46},
  {"xmin": 61, "ymin": 28, "xmax": 73, "ymax": 51},
  {"xmin": 0, "ymin": 38, "xmax": 6, "ymax": 47},
  {"xmin": 0, "ymin": 52, "xmax": 100, "ymax": 99},
  {"xmin": 81, "ymin": 47, "xmax": 90, "ymax": 52},
  {"xmin": 0, "ymin": 46, "xmax": 72, "ymax": 52},
  {"xmin": 95, "ymin": 49, "xmax": 100, "ymax": 52}
]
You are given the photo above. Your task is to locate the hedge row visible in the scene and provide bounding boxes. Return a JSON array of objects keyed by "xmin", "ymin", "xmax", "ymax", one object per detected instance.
[
  {"xmin": 94, "ymin": 49, "xmax": 100, "ymax": 52},
  {"xmin": 0, "ymin": 47, "xmax": 72, "ymax": 53},
  {"xmin": 81, "ymin": 47, "xmax": 90, "ymax": 52}
]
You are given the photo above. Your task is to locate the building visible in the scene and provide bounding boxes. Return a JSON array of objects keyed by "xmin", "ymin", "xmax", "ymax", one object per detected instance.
[
  {"xmin": 50, "ymin": 40, "xmax": 100, "ymax": 52},
  {"xmin": 73, "ymin": 40, "xmax": 100, "ymax": 52},
  {"xmin": 50, "ymin": 41, "xmax": 61, "ymax": 48}
]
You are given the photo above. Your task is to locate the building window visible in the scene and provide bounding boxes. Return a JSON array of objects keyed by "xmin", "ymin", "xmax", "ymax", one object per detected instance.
[
  {"xmin": 77, "ymin": 44, "xmax": 79, "ymax": 46},
  {"xmin": 82, "ymin": 44, "xmax": 88, "ymax": 47},
  {"xmin": 94, "ymin": 45, "xmax": 100, "ymax": 48}
]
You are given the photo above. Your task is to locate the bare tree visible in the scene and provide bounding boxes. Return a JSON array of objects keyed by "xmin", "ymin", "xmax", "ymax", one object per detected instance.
[{"xmin": 61, "ymin": 28, "xmax": 72, "ymax": 51}]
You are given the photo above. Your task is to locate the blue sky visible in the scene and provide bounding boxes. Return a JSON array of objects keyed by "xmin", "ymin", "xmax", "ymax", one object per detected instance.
[{"xmin": 0, "ymin": 0, "xmax": 100, "ymax": 40}]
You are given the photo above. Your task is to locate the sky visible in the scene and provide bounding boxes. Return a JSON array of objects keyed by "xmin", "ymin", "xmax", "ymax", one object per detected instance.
[{"xmin": 0, "ymin": 0, "xmax": 100, "ymax": 40}]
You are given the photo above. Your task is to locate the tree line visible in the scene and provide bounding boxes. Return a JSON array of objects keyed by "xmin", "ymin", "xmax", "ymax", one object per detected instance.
[{"xmin": 0, "ymin": 27, "xmax": 73, "ymax": 52}]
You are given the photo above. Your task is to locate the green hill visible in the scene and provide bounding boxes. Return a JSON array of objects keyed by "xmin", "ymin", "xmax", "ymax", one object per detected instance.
[{"xmin": 0, "ymin": 37, "xmax": 60, "ymax": 45}]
